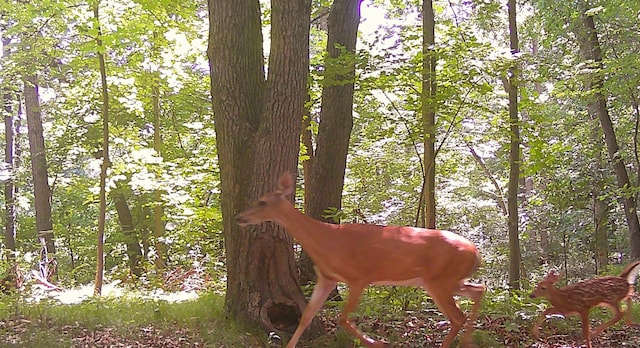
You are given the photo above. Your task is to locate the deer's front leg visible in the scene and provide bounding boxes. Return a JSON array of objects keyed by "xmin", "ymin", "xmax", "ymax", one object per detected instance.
[
  {"xmin": 286, "ymin": 274, "xmax": 337, "ymax": 348},
  {"xmin": 532, "ymin": 307, "xmax": 562, "ymax": 339},
  {"xmin": 578, "ymin": 311, "xmax": 593, "ymax": 348}
]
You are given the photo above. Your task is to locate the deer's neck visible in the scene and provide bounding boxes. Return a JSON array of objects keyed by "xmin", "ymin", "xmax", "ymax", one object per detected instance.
[
  {"xmin": 546, "ymin": 287, "xmax": 576, "ymax": 310},
  {"xmin": 273, "ymin": 204, "xmax": 337, "ymax": 252}
]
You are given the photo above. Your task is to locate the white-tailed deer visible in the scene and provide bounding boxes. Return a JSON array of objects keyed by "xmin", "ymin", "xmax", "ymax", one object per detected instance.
[
  {"xmin": 530, "ymin": 260, "xmax": 640, "ymax": 348},
  {"xmin": 235, "ymin": 172, "xmax": 485, "ymax": 348}
]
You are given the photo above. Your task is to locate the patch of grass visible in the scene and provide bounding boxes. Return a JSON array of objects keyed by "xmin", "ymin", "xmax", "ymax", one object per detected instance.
[
  {"xmin": 2, "ymin": 286, "xmax": 639, "ymax": 347},
  {"xmin": 0, "ymin": 292, "xmax": 266, "ymax": 347}
]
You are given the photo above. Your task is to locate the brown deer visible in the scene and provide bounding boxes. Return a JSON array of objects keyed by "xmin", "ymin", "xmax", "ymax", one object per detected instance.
[
  {"xmin": 530, "ymin": 260, "xmax": 640, "ymax": 348},
  {"xmin": 235, "ymin": 172, "xmax": 485, "ymax": 348}
]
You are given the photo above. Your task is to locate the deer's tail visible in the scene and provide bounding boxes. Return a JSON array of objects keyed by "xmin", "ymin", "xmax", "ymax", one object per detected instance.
[{"xmin": 620, "ymin": 260, "xmax": 640, "ymax": 285}]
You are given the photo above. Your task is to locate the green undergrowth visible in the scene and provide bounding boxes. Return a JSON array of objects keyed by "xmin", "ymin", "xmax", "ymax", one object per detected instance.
[
  {"xmin": 0, "ymin": 291, "xmax": 266, "ymax": 347},
  {"xmin": 1, "ymin": 287, "xmax": 639, "ymax": 347}
]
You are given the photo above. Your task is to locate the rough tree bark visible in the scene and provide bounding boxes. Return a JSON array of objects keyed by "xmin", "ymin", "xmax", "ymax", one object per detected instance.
[
  {"xmin": 299, "ymin": 0, "xmax": 362, "ymax": 286},
  {"xmin": 576, "ymin": 2, "xmax": 640, "ymax": 260},
  {"xmin": 208, "ymin": 0, "xmax": 322, "ymax": 338},
  {"xmin": 507, "ymin": 0, "xmax": 522, "ymax": 290}
]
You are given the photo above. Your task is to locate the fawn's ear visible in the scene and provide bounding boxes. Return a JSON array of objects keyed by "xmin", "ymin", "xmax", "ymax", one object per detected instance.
[
  {"xmin": 546, "ymin": 270, "xmax": 562, "ymax": 282},
  {"xmin": 277, "ymin": 171, "xmax": 294, "ymax": 197}
]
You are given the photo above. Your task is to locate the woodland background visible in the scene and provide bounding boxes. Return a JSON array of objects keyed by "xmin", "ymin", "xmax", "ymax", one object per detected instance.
[{"xmin": 1, "ymin": 0, "xmax": 640, "ymax": 347}]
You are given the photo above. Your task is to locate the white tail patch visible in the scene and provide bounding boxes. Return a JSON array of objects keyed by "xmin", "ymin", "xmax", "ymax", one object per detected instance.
[{"xmin": 626, "ymin": 261, "xmax": 640, "ymax": 285}]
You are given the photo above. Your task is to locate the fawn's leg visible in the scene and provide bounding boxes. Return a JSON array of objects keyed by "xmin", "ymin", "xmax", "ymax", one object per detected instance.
[
  {"xmin": 579, "ymin": 311, "xmax": 593, "ymax": 348},
  {"xmin": 532, "ymin": 307, "xmax": 562, "ymax": 339},
  {"xmin": 591, "ymin": 302, "xmax": 623, "ymax": 338},
  {"xmin": 623, "ymin": 296, "xmax": 639, "ymax": 326}
]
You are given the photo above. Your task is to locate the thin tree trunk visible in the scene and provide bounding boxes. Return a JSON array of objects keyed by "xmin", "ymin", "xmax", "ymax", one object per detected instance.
[
  {"xmin": 94, "ymin": 1, "xmax": 110, "ymax": 296},
  {"xmin": 577, "ymin": 2, "xmax": 640, "ymax": 260},
  {"xmin": 467, "ymin": 145, "xmax": 507, "ymax": 216},
  {"xmin": 422, "ymin": 0, "xmax": 436, "ymax": 229},
  {"xmin": 507, "ymin": 0, "xmax": 522, "ymax": 290},
  {"xmin": 24, "ymin": 74, "xmax": 57, "ymax": 282},
  {"xmin": 593, "ymin": 186, "xmax": 610, "ymax": 273},
  {"xmin": 530, "ymin": 39, "xmax": 550, "ymax": 257},
  {"xmin": 152, "ymin": 73, "xmax": 166, "ymax": 270},
  {"xmin": 300, "ymin": 0, "xmax": 362, "ymax": 286},
  {"xmin": 3, "ymin": 39, "xmax": 17, "ymax": 255}
]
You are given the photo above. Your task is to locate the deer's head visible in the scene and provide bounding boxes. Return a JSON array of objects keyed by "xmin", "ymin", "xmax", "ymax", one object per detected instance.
[
  {"xmin": 530, "ymin": 270, "xmax": 562, "ymax": 299},
  {"xmin": 234, "ymin": 172, "xmax": 295, "ymax": 226}
]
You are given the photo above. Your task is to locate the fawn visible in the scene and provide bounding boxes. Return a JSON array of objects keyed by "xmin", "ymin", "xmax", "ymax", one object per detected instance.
[{"xmin": 530, "ymin": 260, "xmax": 640, "ymax": 348}]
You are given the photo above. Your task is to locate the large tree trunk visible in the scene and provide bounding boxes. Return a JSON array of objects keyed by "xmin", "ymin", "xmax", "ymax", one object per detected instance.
[
  {"xmin": 208, "ymin": 0, "xmax": 322, "ymax": 338},
  {"xmin": 507, "ymin": 0, "xmax": 522, "ymax": 290},
  {"xmin": 422, "ymin": 0, "xmax": 436, "ymax": 229},
  {"xmin": 24, "ymin": 74, "xmax": 57, "ymax": 281},
  {"xmin": 299, "ymin": 0, "xmax": 362, "ymax": 286},
  {"xmin": 576, "ymin": 2, "xmax": 640, "ymax": 260}
]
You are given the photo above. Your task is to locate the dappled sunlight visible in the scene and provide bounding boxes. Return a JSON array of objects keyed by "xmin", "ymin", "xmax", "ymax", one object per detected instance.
[{"xmin": 28, "ymin": 281, "xmax": 200, "ymax": 305}]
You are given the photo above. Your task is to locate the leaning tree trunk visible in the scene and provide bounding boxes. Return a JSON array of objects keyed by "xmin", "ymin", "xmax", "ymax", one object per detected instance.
[
  {"xmin": 576, "ymin": 2, "xmax": 640, "ymax": 260},
  {"xmin": 112, "ymin": 190, "xmax": 143, "ymax": 277},
  {"xmin": 507, "ymin": 0, "xmax": 522, "ymax": 290},
  {"xmin": 208, "ymin": 0, "xmax": 322, "ymax": 338},
  {"xmin": 24, "ymin": 74, "xmax": 57, "ymax": 281},
  {"xmin": 300, "ymin": 0, "xmax": 362, "ymax": 286}
]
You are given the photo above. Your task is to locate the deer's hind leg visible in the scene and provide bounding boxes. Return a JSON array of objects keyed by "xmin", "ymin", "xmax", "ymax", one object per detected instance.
[
  {"xmin": 424, "ymin": 279, "xmax": 472, "ymax": 348},
  {"xmin": 591, "ymin": 302, "xmax": 623, "ymax": 338},
  {"xmin": 456, "ymin": 282, "xmax": 485, "ymax": 346}
]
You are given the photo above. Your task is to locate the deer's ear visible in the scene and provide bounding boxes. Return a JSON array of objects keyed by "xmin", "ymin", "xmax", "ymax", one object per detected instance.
[
  {"xmin": 277, "ymin": 171, "xmax": 295, "ymax": 196},
  {"xmin": 547, "ymin": 270, "xmax": 561, "ymax": 282}
]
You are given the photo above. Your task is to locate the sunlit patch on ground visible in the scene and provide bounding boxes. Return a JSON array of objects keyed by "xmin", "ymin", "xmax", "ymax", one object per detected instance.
[{"xmin": 26, "ymin": 281, "xmax": 200, "ymax": 305}]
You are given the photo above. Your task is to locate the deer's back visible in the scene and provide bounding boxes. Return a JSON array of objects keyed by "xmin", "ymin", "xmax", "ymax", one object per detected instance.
[{"xmin": 554, "ymin": 276, "xmax": 630, "ymax": 311}]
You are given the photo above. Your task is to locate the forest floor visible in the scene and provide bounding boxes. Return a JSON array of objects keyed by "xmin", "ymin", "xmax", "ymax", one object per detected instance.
[
  {"xmin": 1, "ymin": 278, "xmax": 640, "ymax": 347},
  {"xmin": 2, "ymin": 298, "xmax": 640, "ymax": 347}
]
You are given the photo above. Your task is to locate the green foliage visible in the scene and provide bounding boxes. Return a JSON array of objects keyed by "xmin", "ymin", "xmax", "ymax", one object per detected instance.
[{"xmin": 1, "ymin": 0, "xmax": 217, "ymax": 285}]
